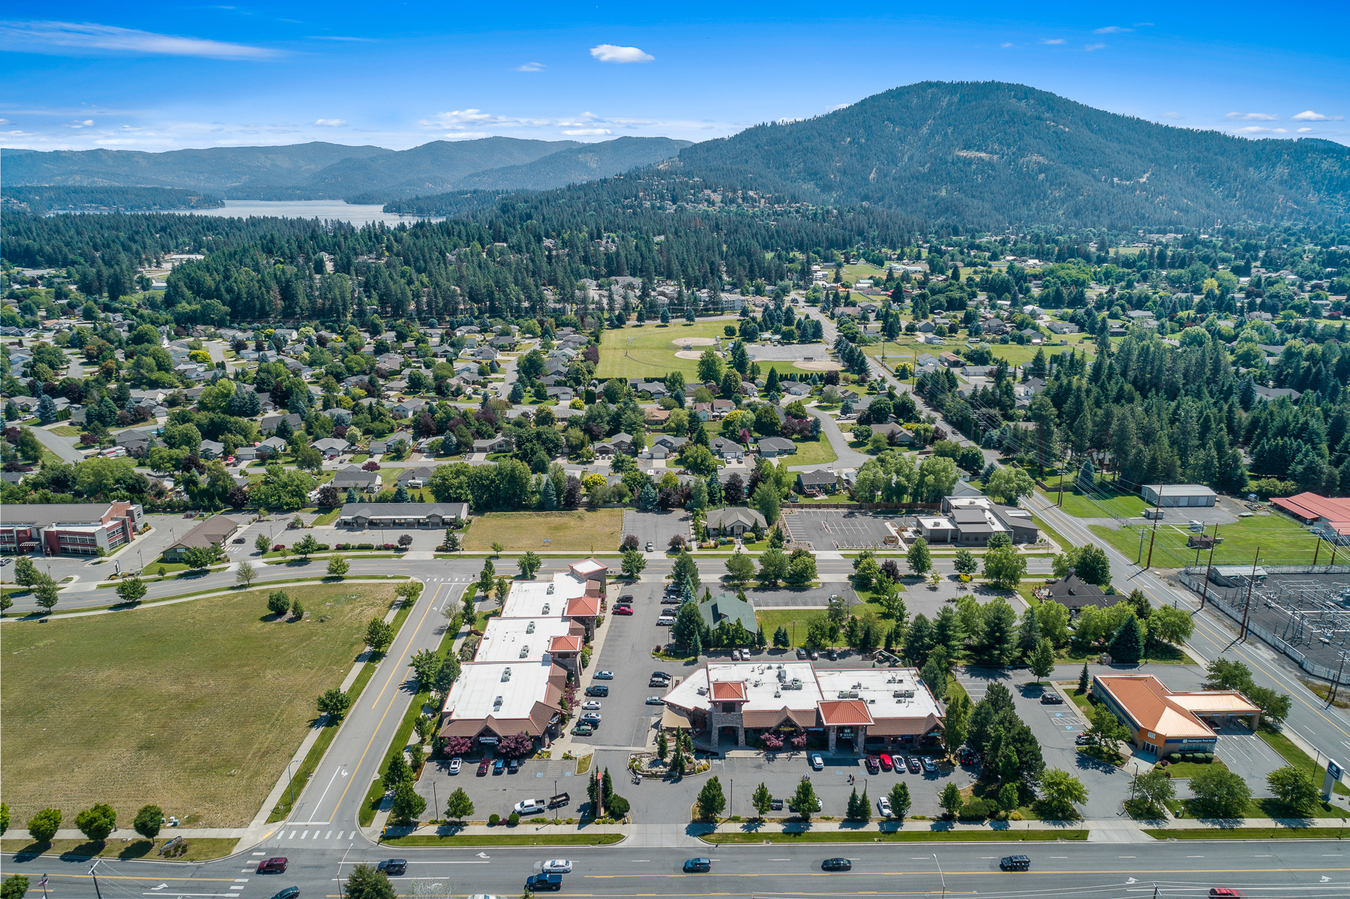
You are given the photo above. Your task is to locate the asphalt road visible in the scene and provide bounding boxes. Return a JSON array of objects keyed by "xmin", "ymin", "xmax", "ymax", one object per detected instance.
[
  {"xmin": 30, "ymin": 422, "xmax": 87, "ymax": 463},
  {"xmin": 15, "ymin": 838, "xmax": 1350, "ymax": 899}
]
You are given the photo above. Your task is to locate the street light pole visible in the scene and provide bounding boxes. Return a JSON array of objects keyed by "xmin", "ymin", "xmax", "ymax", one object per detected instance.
[
  {"xmin": 286, "ymin": 759, "xmax": 297, "ymax": 811},
  {"xmin": 933, "ymin": 853, "xmax": 946, "ymax": 899}
]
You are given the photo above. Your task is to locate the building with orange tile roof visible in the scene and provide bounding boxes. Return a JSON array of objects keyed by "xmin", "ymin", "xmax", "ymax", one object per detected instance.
[{"xmin": 1092, "ymin": 674, "xmax": 1260, "ymax": 757}]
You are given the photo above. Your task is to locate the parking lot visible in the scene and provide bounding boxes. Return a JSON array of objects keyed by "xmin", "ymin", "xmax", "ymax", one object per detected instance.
[
  {"xmin": 622, "ymin": 510, "xmax": 692, "ymax": 554},
  {"xmin": 782, "ymin": 508, "xmax": 899, "ymax": 551}
]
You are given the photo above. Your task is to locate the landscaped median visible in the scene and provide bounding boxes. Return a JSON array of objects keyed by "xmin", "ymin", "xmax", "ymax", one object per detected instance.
[{"xmin": 702, "ymin": 827, "xmax": 1089, "ymax": 843}]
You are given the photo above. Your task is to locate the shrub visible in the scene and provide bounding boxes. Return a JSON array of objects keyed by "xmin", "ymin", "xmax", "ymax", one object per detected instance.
[
  {"xmin": 958, "ymin": 798, "xmax": 991, "ymax": 820},
  {"xmin": 358, "ymin": 543, "xmax": 374, "ymax": 550},
  {"xmin": 488, "ymin": 813, "xmax": 500, "ymax": 826},
  {"xmin": 508, "ymin": 812, "xmax": 520, "ymax": 827}
]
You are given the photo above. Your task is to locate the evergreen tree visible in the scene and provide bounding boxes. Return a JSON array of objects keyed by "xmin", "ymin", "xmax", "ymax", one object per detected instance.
[{"xmin": 1108, "ymin": 615, "xmax": 1146, "ymax": 664}]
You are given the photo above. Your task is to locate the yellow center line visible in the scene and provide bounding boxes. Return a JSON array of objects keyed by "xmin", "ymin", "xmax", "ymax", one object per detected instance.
[{"xmin": 329, "ymin": 581, "xmax": 442, "ymax": 815}]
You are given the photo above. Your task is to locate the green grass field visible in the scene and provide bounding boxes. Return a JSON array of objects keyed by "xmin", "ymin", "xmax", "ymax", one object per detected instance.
[
  {"xmin": 595, "ymin": 321, "xmax": 737, "ymax": 380},
  {"xmin": 1090, "ymin": 512, "xmax": 1322, "ymax": 569},
  {"xmin": 0, "ymin": 583, "xmax": 396, "ymax": 826},
  {"xmin": 786, "ymin": 436, "xmax": 837, "ymax": 467},
  {"xmin": 462, "ymin": 509, "xmax": 625, "ymax": 553},
  {"xmin": 1037, "ymin": 477, "xmax": 1150, "ymax": 520},
  {"xmin": 709, "ymin": 828, "xmax": 1089, "ymax": 843}
]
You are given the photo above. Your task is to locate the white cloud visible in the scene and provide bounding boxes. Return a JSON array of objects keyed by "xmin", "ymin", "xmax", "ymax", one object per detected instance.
[
  {"xmin": 62, "ymin": 119, "xmax": 94, "ymax": 128},
  {"xmin": 1041, "ymin": 38, "xmax": 1066, "ymax": 45},
  {"xmin": 0, "ymin": 20, "xmax": 276, "ymax": 59},
  {"xmin": 589, "ymin": 44, "xmax": 653, "ymax": 63},
  {"xmin": 313, "ymin": 119, "xmax": 346, "ymax": 127},
  {"xmin": 1085, "ymin": 43, "xmax": 1106, "ymax": 51},
  {"xmin": 1225, "ymin": 112, "xmax": 1279, "ymax": 121},
  {"xmin": 562, "ymin": 128, "xmax": 611, "ymax": 136},
  {"xmin": 1298, "ymin": 127, "xmax": 1315, "ymax": 133},
  {"xmin": 306, "ymin": 35, "xmax": 372, "ymax": 42},
  {"xmin": 1094, "ymin": 25, "xmax": 1131, "ymax": 34},
  {"xmin": 515, "ymin": 62, "xmax": 545, "ymax": 72},
  {"xmin": 0, "ymin": 118, "xmax": 10, "ymax": 125},
  {"xmin": 1001, "ymin": 42, "xmax": 1013, "ymax": 48},
  {"xmin": 1293, "ymin": 110, "xmax": 1343, "ymax": 121},
  {"xmin": 1161, "ymin": 111, "xmax": 1182, "ymax": 119},
  {"xmin": 1236, "ymin": 126, "xmax": 1288, "ymax": 134}
]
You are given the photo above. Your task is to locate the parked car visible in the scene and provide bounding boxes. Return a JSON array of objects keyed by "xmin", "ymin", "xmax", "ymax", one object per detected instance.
[
  {"xmin": 657, "ymin": 614, "xmax": 676, "ymax": 626},
  {"xmin": 1040, "ymin": 693, "xmax": 1064, "ymax": 705},
  {"xmin": 958, "ymin": 748, "xmax": 978, "ymax": 765},
  {"xmin": 796, "ymin": 647, "xmax": 808, "ymax": 659},
  {"xmin": 878, "ymin": 753, "xmax": 893, "ymax": 772},
  {"xmin": 1000, "ymin": 855, "xmax": 1031, "ymax": 871},
  {"xmin": 921, "ymin": 756, "xmax": 936, "ymax": 773},
  {"xmin": 769, "ymin": 799, "xmax": 784, "ymax": 811},
  {"xmin": 572, "ymin": 722, "xmax": 594, "ymax": 736},
  {"xmin": 448, "ymin": 757, "xmax": 462, "ymax": 775},
  {"xmin": 377, "ymin": 860, "xmax": 407, "ymax": 876},
  {"xmin": 580, "ymin": 712, "xmax": 602, "ymax": 724},
  {"xmin": 614, "ymin": 605, "xmax": 633, "ymax": 615},
  {"xmin": 821, "ymin": 858, "xmax": 852, "ymax": 872},
  {"xmin": 507, "ymin": 758, "xmax": 520, "ymax": 774},
  {"xmin": 585, "ymin": 685, "xmax": 609, "ymax": 697},
  {"xmin": 1075, "ymin": 734, "xmax": 1093, "ymax": 746},
  {"xmin": 810, "ymin": 753, "xmax": 824, "ymax": 770},
  {"xmin": 593, "ymin": 670, "xmax": 614, "ymax": 680},
  {"xmin": 514, "ymin": 799, "xmax": 547, "ymax": 815},
  {"xmin": 906, "ymin": 756, "xmax": 922, "ymax": 773},
  {"xmin": 876, "ymin": 796, "xmax": 893, "ymax": 817},
  {"xmin": 646, "ymin": 542, "xmax": 654, "ymax": 552},
  {"xmin": 827, "ymin": 649, "xmax": 838, "ymax": 661},
  {"xmin": 683, "ymin": 858, "xmax": 711, "ymax": 873},
  {"xmin": 477, "ymin": 759, "xmax": 490, "ymax": 776},
  {"xmin": 257, "ymin": 859, "xmax": 288, "ymax": 874},
  {"xmin": 646, "ymin": 696, "xmax": 665, "ymax": 705},
  {"xmin": 809, "ymin": 650, "xmax": 819, "ymax": 661},
  {"xmin": 864, "ymin": 756, "xmax": 880, "ymax": 774},
  {"xmin": 493, "ymin": 758, "xmax": 504, "ymax": 775},
  {"xmin": 651, "ymin": 671, "xmax": 670, "ymax": 682},
  {"xmin": 582, "ymin": 700, "xmax": 602, "ymax": 711},
  {"xmin": 524, "ymin": 874, "xmax": 562, "ymax": 892},
  {"xmin": 619, "ymin": 595, "xmax": 634, "ymax": 604},
  {"xmin": 541, "ymin": 860, "xmax": 572, "ymax": 874}
]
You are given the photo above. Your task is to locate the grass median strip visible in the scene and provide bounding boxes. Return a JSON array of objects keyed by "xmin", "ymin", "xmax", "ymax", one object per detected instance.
[
  {"xmin": 1143, "ymin": 827, "xmax": 1350, "ymax": 840},
  {"xmin": 704, "ymin": 828, "xmax": 1089, "ymax": 843},
  {"xmin": 383, "ymin": 833, "xmax": 625, "ymax": 847},
  {"xmin": 0, "ymin": 837, "xmax": 239, "ymax": 861}
]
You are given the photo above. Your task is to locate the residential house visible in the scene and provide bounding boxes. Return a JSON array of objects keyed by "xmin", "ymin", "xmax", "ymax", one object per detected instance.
[
  {"xmin": 313, "ymin": 437, "xmax": 351, "ymax": 459},
  {"xmin": 756, "ymin": 436, "xmax": 797, "ymax": 458},
  {"xmin": 332, "ymin": 467, "xmax": 380, "ymax": 492},
  {"xmin": 705, "ymin": 507, "xmax": 767, "ymax": 536},
  {"xmin": 710, "ymin": 437, "xmax": 745, "ymax": 461},
  {"xmin": 1035, "ymin": 573, "xmax": 1111, "ymax": 618},
  {"xmin": 796, "ymin": 469, "xmax": 840, "ymax": 495},
  {"xmin": 162, "ymin": 515, "xmax": 239, "ymax": 562},
  {"xmin": 471, "ymin": 436, "xmax": 513, "ymax": 455}
]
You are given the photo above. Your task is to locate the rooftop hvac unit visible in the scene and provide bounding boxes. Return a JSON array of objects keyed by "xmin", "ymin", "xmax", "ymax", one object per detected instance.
[
  {"xmin": 774, "ymin": 691, "xmax": 782, "ymax": 698},
  {"xmin": 520, "ymin": 646, "xmax": 530, "ymax": 658},
  {"xmin": 502, "ymin": 667, "xmax": 512, "ymax": 682},
  {"xmin": 547, "ymin": 584, "xmax": 555, "ymax": 594},
  {"xmin": 542, "ymin": 603, "xmax": 550, "ymax": 614},
  {"xmin": 493, "ymin": 696, "xmax": 503, "ymax": 710},
  {"xmin": 526, "ymin": 621, "xmax": 535, "ymax": 633}
]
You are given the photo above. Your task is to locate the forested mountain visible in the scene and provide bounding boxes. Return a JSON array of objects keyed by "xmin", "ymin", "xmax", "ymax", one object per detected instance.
[
  {"xmin": 2, "ymin": 136, "xmax": 691, "ymax": 203},
  {"xmin": 454, "ymin": 137, "xmax": 692, "ymax": 192},
  {"xmin": 0, "ymin": 143, "xmax": 392, "ymax": 198},
  {"xmin": 1, "ymin": 185, "xmax": 224, "ymax": 214},
  {"xmin": 672, "ymin": 81, "xmax": 1350, "ymax": 229}
]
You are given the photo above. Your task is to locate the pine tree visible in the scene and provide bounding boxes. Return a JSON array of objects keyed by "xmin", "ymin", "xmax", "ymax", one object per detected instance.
[{"xmin": 1078, "ymin": 661, "xmax": 1090, "ymax": 694}]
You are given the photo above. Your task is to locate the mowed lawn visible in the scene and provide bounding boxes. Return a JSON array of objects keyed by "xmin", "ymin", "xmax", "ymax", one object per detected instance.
[
  {"xmin": 784, "ymin": 436, "xmax": 837, "ymax": 467},
  {"xmin": 595, "ymin": 321, "xmax": 738, "ymax": 380},
  {"xmin": 0, "ymin": 584, "xmax": 395, "ymax": 827},
  {"xmin": 462, "ymin": 509, "xmax": 625, "ymax": 553},
  {"xmin": 1036, "ymin": 477, "xmax": 1150, "ymax": 520},
  {"xmin": 1089, "ymin": 512, "xmax": 1322, "ymax": 569}
]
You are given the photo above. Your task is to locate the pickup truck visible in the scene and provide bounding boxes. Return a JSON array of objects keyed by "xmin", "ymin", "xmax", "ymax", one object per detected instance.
[{"xmin": 525, "ymin": 873, "xmax": 563, "ymax": 891}]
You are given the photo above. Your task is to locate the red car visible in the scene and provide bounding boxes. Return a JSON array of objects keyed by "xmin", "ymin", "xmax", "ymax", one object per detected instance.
[
  {"xmin": 878, "ymin": 753, "xmax": 894, "ymax": 771},
  {"xmin": 1208, "ymin": 891, "xmax": 1242, "ymax": 898},
  {"xmin": 614, "ymin": 605, "xmax": 634, "ymax": 616},
  {"xmin": 477, "ymin": 758, "xmax": 490, "ymax": 776},
  {"xmin": 864, "ymin": 756, "xmax": 880, "ymax": 774},
  {"xmin": 257, "ymin": 858, "xmax": 288, "ymax": 874}
]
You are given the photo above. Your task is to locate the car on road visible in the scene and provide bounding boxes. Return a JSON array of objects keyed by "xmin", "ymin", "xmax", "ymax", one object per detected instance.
[
  {"xmin": 582, "ymin": 700, "xmax": 602, "ymax": 710},
  {"xmin": 906, "ymin": 756, "xmax": 922, "ymax": 773},
  {"xmin": 540, "ymin": 860, "xmax": 572, "ymax": 874},
  {"xmin": 809, "ymin": 753, "xmax": 824, "ymax": 770},
  {"xmin": 921, "ymin": 756, "xmax": 936, "ymax": 773},
  {"xmin": 377, "ymin": 860, "xmax": 407, "ymax": 876},
  {"xmin": 580, "ymin": 712, "xmax": 602, "ymax": 724},
  {"xmin": 878, "ymin": 753, "xmax": 893, "ymax": 772},
  {"xmin": 646, "ymin": 696, "xmax": 665, "ymax": 705},
  {"xmin": 524, "ymin": 874, "xmax": 562, "ymax": 892},
  {"xmin": 268, "ymin": 889, "xmax": 299, "ymax": 899},
  {"xmin": 257, "ymin": 858, "xmax": 288, "ymax": 874},
  {"xmin": 572, "ymin": 722, "xmax": 594, "ymax": 736},
  {"xmin": 1040, "ymin": 692, "xmax": 1064, "ymax": 704},
  {"xmin": 821, "ymin": 858, "xmax": 852, "ymax": 872},
  {"xmin": 514, "ymin": 799, "xmax": 547, "ymax": 815},
  {"xmin": 683, "ymin": 858, "xmax": 711, "ymax": 873},
  {"xmin": 594, "ymin": 670, "xmax": 615, "ymax": 679},
  {"xmin": 614, "ymin": 605, "xmax": 633, "ymax": 615},
  {"xmin": 646, "ymin": 542, "xmax": 654, "ymax": 552},
  {"xmin": 585, "ymin": 685, "xmax": 609, "ymax": 697},
  {"xmin": 864, "ymin": 756, "xmax": 880, "ymax": 774},
  {"xmin": 493, "ymin": 758, "xmax": 504, "ymax": 775},
  {"xmin": 477, "ymin": 759, "xmax": 490, "ymax": 776},
  {"xmin": 1208, "ymin": 890, "xmax": 1242, "ymax": 898},
  {"xmin": 1000, "ymin": 855, "xmax": 1030, "ymax": 871},
  {"xmin": 448, "ymin": 757, "xmax": 462, "ymax": 775}
]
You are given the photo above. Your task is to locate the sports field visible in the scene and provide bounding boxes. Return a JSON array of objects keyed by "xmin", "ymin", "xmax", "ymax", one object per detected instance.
[
  {"xmin": 0, "ymin": 584, "xmax": 396, "ymax": 827},
  {"xmin": 595, "ymin": 321, "xmax": 737, "ymax": 380}
]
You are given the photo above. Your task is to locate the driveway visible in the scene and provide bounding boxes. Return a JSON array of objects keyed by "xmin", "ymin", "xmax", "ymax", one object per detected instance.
[
  {"xmin": 31, "ymin": 424, "xmax": 85, "ymax": 463},
  {"xmin": 621, "ymin": 510, "xmax": 691, "ymax": 554},
  {"xmin": 789, "ymin": 407, "xmax": 868, "ymax": 472}
]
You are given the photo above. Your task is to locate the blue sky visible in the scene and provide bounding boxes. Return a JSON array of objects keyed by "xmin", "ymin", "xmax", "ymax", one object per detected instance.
[{"xmin": 2, "ymin": 1, "xmax": 1346, "ymax": 152}]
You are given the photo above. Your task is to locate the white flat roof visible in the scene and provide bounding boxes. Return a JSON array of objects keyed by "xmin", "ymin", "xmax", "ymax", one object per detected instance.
[
  {"xmin": 664, "ymin": 661, "xmax": 941, "ymax": 721},
  {"xmin": 441, "ymin": 660, "xmax": 555, "ymax": 720},
  {"xmin": 500, "ymin": 571, "xmax": 586, "ymax": 619},
  {"xmin": 475, "ymin": 616, "xmax": 574, "ymax": 663},
  {"xmin": 917, "ymin": 516, "xmax": 954, "ymax": 528},
  {"xmin": 814, "ymin": 668, "xmax": 941, "ymax": 720}
]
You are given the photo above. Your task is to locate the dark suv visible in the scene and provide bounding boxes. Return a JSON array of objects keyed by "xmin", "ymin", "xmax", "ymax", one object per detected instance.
[
  {"xmin": 377, "ymin": 860, "xmax": 407, "ymax": 876},
  {"xmin": 1000, "ymin": 855, "xmax": 1030, "ymax": 871},
  {"xmin": 585, "ymin": 684, "xmax": 609, "ymax": 697},
  {"xmin": 257, "ymin": 858, "xmax": 288, "ymax": 874}
]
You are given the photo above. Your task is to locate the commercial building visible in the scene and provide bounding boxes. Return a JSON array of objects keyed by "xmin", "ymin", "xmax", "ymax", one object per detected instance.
[
  {"xmin": 1140, "ymin": 484, "xmax": 1218, "ymax": 508},
  {"xmin": 0, "ymin": 502, "xmax": 143, "ymax": 556},
  {"xmin": 661, "ymin": 661, "xmax": 943, "ymax": 752},
  {"xmin": 1092, "ymin": 674, "xmax": 1261, "ymax": 757},
  {"xmin": 1272, "ymin": 492, "xmax": 1350, "ymax": 542},
  {"xmin": 438, "ymin": 559, "xmax": 608, "ymax": 751},
  {"xmin": 336, "ymin": 502, "xmax": 470, "ymax": 530},
  {"xmin": 162, "ymin": 516, "xmax": 239, "ymax": 562}
]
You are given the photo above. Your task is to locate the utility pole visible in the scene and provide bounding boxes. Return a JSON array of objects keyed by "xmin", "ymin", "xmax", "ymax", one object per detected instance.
[
  {"xmin": 1137, "ymin": 528, "xmax": 1147, "ymax": 565},
  {"xmin": 90, "ymin": 860, "xmax": 104, "ymax": 899},
  {"xmin": 1332, "ymin": 650, "xmax": 1350, "ymax": 705},
  {"xmin": 1315, "ymin": 536, "xmax": 1323, "ymax": 567},
  {"xmin": 1199, "ymin": 525, "xmax": 1219, "ymax": 610},
  {"xmin": 1240, "ymin": 546, "xmax": 1261, "ymax": 640},
  {"xmin": 1144, "ymin": 487, "xmax": 1165, "ymax": 569}
]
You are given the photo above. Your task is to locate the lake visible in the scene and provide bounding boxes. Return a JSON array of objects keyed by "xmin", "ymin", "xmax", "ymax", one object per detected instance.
[{"xmin": 187, "ymin": 200, "xmax": 443, "ymax": 227}]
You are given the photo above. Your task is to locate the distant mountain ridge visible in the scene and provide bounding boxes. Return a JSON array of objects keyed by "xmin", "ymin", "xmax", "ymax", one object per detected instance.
[
  {"xmin": 0, "ymin": 136, "xmax": 692, "ymax": 202},
  {"xmin": 669, "ymin": 81, "xmax": 1350, "ymax": 228}
]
